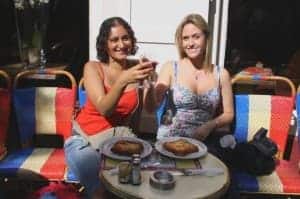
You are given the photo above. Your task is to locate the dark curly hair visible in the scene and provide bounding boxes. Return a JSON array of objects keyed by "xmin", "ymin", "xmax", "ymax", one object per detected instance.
[{"xmin": 96, "ymin": 17, "xmax": 138, "ymax": 63}]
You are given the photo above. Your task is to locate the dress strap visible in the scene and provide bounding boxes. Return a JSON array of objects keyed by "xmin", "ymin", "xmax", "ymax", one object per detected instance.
[
  {"xmin": 173, "ymin": 61, "xmax": 178, "ymax": 84},
  {"xmin": 215, "ymin": 65, "xmax": 221, "ymax": 89}
]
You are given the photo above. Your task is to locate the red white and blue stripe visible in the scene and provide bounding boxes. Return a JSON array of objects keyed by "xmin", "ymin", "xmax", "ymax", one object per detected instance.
[
  {"xmin": 233, "ymin": 94, "xmax": 299, "ymax": 193},
  {"xmin": 0, "ymin": 87, "xmax": 75, "ymax": 180}
]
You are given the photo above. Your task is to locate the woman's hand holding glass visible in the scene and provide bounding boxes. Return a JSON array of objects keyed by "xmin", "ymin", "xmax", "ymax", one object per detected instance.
[
  {"xmin": 127, "ymin": 55, "xmax": 158, "ymax": 88},
  {"xmin": 139, "ymin": 55, "xmax": 158, "ymax": 88},
  {"xmin": 139, "ymin": 59, "xmax": 157, "ymax": 87},
  {"xmin": 118, "ymin": 58, "xmax": 156, "ymax": 87}
]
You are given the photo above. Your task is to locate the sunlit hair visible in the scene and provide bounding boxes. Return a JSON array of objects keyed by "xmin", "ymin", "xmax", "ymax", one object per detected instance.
[
  {"xmin": 96, "ymin": 17, "xmax": 138, "ymax": 63},
  {"xmin": 175, "ymin": 14, "xmax": 212, "ymax": 71}
]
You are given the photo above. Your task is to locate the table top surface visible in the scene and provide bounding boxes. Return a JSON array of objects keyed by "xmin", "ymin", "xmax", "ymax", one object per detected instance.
[{"xmin": 100, "ymin": 153, "xmax": 230, "ymax": 199}]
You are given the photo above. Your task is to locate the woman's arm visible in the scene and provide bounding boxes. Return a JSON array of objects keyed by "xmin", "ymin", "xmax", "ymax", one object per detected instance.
[
  {"xmin": 212, "ymin": 67, "xmax": 234, "ymax": 128},
  {"xmin": 144, "ymin": 61, "xmax": 173, "ymax": 113}
]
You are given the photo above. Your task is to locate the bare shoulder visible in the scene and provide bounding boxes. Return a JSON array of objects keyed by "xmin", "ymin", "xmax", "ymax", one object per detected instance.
[
  {"xmin": 156, "ymin": 60, "xmax": 174, "ymax": 87},
  {"xmin": 219, "ymin": 67, "xmax": 231, "ymax": 82},
  {"xmin": 83, "ymin": 61, "xmax": 104, "ymax": 76},
  {"xmin": 84, "ymin": 61, "xmax": 100, "ymax": 71}
]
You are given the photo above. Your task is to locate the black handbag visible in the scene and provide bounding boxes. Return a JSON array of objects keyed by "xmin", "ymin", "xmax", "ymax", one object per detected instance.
[
  {"xmin": 233, "ymin": 127, "xmax": 278, "ymax": 176},
  {"xmin": 250, "ymin": 127, "xmax": 278, "ymax": 157}
]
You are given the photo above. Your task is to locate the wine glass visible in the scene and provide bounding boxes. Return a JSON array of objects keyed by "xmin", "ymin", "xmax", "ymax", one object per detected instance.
[
  {"xmin": 127, "ymin": 55, "xmax": 144, "ymax": 88},
  {"xmin": 127, "ymin": 53, "xmax": 158, "ymax": 89},
  {"xmin": 139, "ymin": 52, "xmax": 158, "ymax": 88}
]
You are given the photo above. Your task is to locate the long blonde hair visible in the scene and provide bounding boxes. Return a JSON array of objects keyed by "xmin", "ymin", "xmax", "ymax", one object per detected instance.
[{"xmin": 175, "ymin": 14, "xmax": 212, "ymax": 71}]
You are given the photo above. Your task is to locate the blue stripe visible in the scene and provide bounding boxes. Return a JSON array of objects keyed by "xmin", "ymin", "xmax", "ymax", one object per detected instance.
[
  {"xmin": 252, "ymin": 75, "xmax": 261, "ymax": 81},
  {"xmin": 13, "ymin": 88, "xmax": 36, "ymax": 144},
  {"xmin": 297, "ymin": 94, "xmax": 300, "ymax": 117},
  {"xmin": 297, "ymin": 94, "xmax": 300, "ymax": 144},
  {"xmin": 234, "ymin": 95, "xmax": 249, "ymax": 142},
  {"xmin": 78, "ymin": 89, "xmax": 86, "ymax": 108},
  {"xmin": 233, "ymin": 171, "xmax": 259, "ymax": 192},
  {"xmin": 156, "ymin": 95, "xmax": 167, "ymax": 126},
  {"xmin": 0, "ymin": 148, "xmax": 34, "ymax": 176}
]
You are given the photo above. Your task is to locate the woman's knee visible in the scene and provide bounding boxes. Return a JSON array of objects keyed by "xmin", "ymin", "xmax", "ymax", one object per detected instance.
[
  {"xmin": 64, "ymin": 135, "xmax": 101, "ymax": 166},
  {"xmin": 64, "ymin": 135, "xmax": 102, "ymax": 195},
  {"xmin": 64, "ymin": 135, "xmax": 89, "ymax": 151}
]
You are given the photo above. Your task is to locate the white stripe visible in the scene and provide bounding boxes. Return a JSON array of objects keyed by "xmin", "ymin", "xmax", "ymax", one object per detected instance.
[
  {"xmin": 248, "ymin": 95, "xmax": 271, "ymax": 140},
  {"xmin": 36, "ymin": 87, "xmax": 56, "ymax": 134},
  {"xmin": 258, "ymin": 171, "xmax": 283, "ymax": 193},
  {"xmin": 19, "ymin": 148, "xmax": 54, "ymax": 173}
]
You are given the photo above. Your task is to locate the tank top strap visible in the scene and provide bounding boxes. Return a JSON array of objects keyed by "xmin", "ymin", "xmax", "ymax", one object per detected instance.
[
  {"xmin": 215, "ymin": 65, "xmax": 221, "ymax": 89},
  {"xmin": 97, "ymin": 62, "xmax": 104, "ymax": 80}
]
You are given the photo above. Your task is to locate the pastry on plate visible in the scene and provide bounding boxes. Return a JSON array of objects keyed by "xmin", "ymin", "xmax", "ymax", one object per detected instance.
[
  {"xmin": 163, "ymin": 138, "xmax": 199, "ymax": 156},
  {"xmin": 111, "ymin": 140, "xmax": 144, "ymax": 156}
]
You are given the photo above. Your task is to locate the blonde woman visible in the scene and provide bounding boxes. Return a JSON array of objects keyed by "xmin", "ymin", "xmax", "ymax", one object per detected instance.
[
  {"xmin": 145, "ymin": 13, "xmax": 238, "ymax": 199},
  {"xmin": 146, "ymin": 13, "xmax": 234, "ymax": 141}
]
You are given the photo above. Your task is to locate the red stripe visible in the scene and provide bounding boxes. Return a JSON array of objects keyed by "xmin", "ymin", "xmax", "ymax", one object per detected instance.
[
  {"xmin": 55, "ymin": 88, "xmax": 75, "ymax": 140},
  {"xmin": 276, "ymin": 139, "xmax": 300, "ymax": 193},
  {"xmin": 40, "ymin": 149, "xmax": 66, "ymax": 180},
  {"xmin": 0, "ymin": 89, "xmax": 10, "ymax": 142},
  {"xmin": 269, "ymin": 96, "xmax": 294, "ymax": 157}
]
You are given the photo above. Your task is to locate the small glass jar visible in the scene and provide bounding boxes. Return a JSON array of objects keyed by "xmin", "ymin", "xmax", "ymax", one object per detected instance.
[{"xmin": 118, "ymin": 161, "xmax": 131, "ymax": 184}]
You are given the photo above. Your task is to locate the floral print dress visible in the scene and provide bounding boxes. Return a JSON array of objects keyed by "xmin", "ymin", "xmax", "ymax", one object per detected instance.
[{"xmin": 157, "ymin": 62, "xmax": 221, "ymax": 139}]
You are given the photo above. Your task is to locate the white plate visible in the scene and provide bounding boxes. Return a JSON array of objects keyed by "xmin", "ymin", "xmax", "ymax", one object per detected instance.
[
  {"xmin": 101, "ymin": 136, "xmax": 153, "ymax": 160},
  {"xmin": 155, "ymin": 137, "xmax": 207, "ymax": 159}
]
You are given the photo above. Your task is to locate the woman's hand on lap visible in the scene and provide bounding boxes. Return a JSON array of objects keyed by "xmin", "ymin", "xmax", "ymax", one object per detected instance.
[{"xmin": 193, "ymin": 120, "xmax": 216, "ymax": 141}]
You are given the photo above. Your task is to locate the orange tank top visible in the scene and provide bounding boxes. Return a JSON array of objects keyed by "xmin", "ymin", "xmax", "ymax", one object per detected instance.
[
  {"xmin": 76, "ymin": 86, "xmax": 138, "ymax": 135},
  {"xmin": 77, "ymin": 63, "xmax": 139, "ymax": 135}
]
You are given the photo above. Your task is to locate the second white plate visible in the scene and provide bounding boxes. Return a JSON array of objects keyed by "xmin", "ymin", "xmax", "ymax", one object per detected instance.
[{"xmin": 155, "ymin": 137, "xmax": 207, "ymax": 159}]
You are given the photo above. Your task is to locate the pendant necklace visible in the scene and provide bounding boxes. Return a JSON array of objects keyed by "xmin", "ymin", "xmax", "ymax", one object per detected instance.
[{"xmin": 195, "ymin": 70, "xmax": 205, "ymax": 80}]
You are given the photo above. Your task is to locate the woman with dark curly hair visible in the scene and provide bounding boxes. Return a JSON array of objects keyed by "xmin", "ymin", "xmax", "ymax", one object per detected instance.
[{"xmin": 64, "ymin": 17, "xmax": 156, "ymax": 198}]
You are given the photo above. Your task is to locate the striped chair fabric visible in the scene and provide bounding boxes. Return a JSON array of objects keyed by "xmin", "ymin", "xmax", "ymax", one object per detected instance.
[
  {"xmin": 14, "ymin": 87, "xmax": 74, "ymax": 144},
  {"xmin": 234, "ymin": 94, "xmax": 294, "ymax": 157},
  {"xmin": 297, "ymin": 86, "xmax": 300, "ymax": 144},
  {"xmin": 234, "ymin": 137, "xmax": 300, "ymax": 194},
  {"xmin": 232, "ymin": 75, "xmax": 299, "ymax": 194},
  {"xmin": 78, "ymin": 78, "xmax": 86, "ymax": 108},
  {"xmin": 0, "ymin": 70, "xmax": 11, "ymax": 160},
  {"xmin": 0, "ymin": 69, "xmax": 76, "ymax": 181}
]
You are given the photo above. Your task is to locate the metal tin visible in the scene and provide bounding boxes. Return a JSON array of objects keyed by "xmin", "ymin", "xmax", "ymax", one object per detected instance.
[
  {"xmin": 118, "ymin": 161, "xmax": 132, "ymax": 184},
  {"xmin": 149, "ymin": 170, "xmax": 176, "ymax": 190}
]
